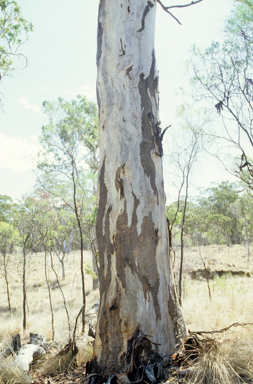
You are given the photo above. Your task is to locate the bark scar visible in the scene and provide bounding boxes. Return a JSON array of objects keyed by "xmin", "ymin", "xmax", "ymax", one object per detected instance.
[
  {"xmin": 152, "ymin": 118, "xmax": 170, "ymax": 157},
  {"xmin": 126, "ymin": 65, "xmax": 133, "ymax": 80},
  {"xmin": 119, "ymin": 38, "xmax": 126, "ymax": 56},
  {"xmin": 137, "ymin": 1, "xmax": 155, "ymax": 32}
]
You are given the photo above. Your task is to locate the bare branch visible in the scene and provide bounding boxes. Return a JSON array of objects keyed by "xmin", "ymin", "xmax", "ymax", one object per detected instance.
[
  {"xmin": 156, "ymin": 0, "xmax": 203, "ymax": 24},
  {"xmin": 191, "ymin": 322, "xmax": 253, "ymax": 335}
]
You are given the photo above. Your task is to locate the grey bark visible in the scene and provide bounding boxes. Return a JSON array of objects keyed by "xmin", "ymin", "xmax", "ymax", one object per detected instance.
[{"xmin": 92, "ymin": 0, "xmax": 186, "ymax": 375}]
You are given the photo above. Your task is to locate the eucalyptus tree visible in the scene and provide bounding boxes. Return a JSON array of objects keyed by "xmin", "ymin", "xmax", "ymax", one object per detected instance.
[
  {"xmin": 92, "ymin": 0, "xmax": 202, "ymax": 376},
  {"xmin": 37, "ymin": 95, "xmax": 98, "ymax": 332},
  {"xmin": 51, "ymin": 209, "xmax": 75, "ymax": 280},
  {"xmin": 238, "ymin": 192, "xmax": 253, "ymax": 263},
  {"xmin": 14, "ymin": 196, "xmax": 39, "ymax": 330},
  {"xmin": 0, "ymin": 0, "xmax": 33, "ymax": 104},
  {"xmin": 0, "ymin": 194, "xmax": 13, "ymax": 223},
  {"xmin": 0, "ymin": 221, "xmax": 19, "ymax": 313},
  {"xmin": 189, "ymin": 0, "xmax": 253, "ymax": 189}
]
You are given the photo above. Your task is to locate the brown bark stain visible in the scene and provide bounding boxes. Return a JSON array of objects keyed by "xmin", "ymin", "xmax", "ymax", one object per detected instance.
[
  {"xmin": 137, "ymin": 1, "xmax": 155, "ymax": 32},
  {"xmin": 115, "ymin": 195, "xmax": 161, "ymax": 321},
  {"xmin": 115, "ymin": 164, "xmax": 125, "ymax": 199},
  {"xmin": 138, "ymin": 51, "xmax": 159, "ymax": 197},
  {"xmin": 96, "ymin": 174, "xmax": 162, "ymax": 372},
  {"xmin": 96, "ymin": 159, "xmax": 125, "ymax": 373},
  {"xmin": 168, "ymin": 286, "xmax": 185, "ymax": 344},
  {"xmin": 96, "ymin": 2, "xmax": 104, "ymax": 66}
]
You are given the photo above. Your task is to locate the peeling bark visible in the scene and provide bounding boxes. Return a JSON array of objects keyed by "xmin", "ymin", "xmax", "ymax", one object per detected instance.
[{"xmin": 93, "ymin": 0, "xmax": 186, "ymax": 375}]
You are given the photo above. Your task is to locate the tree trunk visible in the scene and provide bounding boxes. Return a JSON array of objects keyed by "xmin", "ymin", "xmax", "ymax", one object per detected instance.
[
  {"xmin": 44, "ymin": 247, "xmax": 55, "ymax": 340},
  {"xmin": 3, "ymin": 253, "xmax": 11, "ymax": 313},
  {"xmin": 60, "ymin": 258, "xmax": 65, "ymax": 280},
  {"xmin": 91, "ymin": 226, "xmax": 99, "ymax": 290},
  {"xmin": 93, "ymin": 0, "xmax": 186, "ymax": 375},
  {"xmin": 23, "ymin": 249, "xmax": 26, "ymax": 330}
]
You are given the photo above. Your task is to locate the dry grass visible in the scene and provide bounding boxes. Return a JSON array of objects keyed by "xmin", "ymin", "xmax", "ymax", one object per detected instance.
[
  {"xmin": 0, "ymin": 357, "xmax": 30, "ymax": 384},
  {"xmin": 183, "ymin": 329, "xmax": 253, "ymax": 384},
  {"xmin": 0, "ymin": 250, "xmax": 99, "ymax": 347},
  {"xmin": 0, "ymin": 245, "xmax": 253, "ymax": 383},
  {"xmin": 172, "ymin": 243, "xmax": 252, "ymax": 275},
  {"xmin": 175, "ymin": 245, "xmax": 253, "ymax": 384}
]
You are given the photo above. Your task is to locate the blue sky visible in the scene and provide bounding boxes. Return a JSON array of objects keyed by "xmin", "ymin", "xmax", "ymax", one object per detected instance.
[{"xmin": 0, "ymin": 0, "xmax": 235, "ymax": 200}]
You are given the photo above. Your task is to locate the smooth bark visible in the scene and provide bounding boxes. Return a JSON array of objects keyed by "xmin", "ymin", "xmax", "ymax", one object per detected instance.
[
  {"xmin": 93, "ymin": 0, "xmax": 186, "ymax": 374},
  {"xmin": 3, "ymin": 253, "xmax": 11, "ymax": 313}
]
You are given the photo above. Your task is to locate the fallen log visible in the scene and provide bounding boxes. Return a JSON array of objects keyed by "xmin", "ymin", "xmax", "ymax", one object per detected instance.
[
  {"xmin": 14, "ymin": 344, "xmax": 46, "ymax": 371},
  {"xmin": 13, "ymin": 333, "xmax": 46, "ymax": 372}
]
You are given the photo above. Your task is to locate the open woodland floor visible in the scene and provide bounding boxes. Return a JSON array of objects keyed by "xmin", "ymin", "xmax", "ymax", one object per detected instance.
[{"xmin": 0, "ymin": 244, "xmax": 252, "ymax": 383}]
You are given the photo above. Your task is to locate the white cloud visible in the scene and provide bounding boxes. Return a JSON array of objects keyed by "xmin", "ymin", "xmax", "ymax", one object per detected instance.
[
  {"xmin": 65, "ymin": 85, "xmax": 96, "ymax": 100},
  {"xmin": 18, "ymin": 97, "xmax": 42, "ymax": 113},
  {"xmin": 0, "ymin": 134, "xmax": 42, "ymax": 172}
]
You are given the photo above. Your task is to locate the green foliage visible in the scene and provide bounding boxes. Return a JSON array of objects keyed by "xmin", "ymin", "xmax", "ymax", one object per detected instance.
[
  {"xmin": 167, "ymin": 181, "xmax": 253, "ymax": 247},
  {"xmin": 189, "ymin": 0, "xmax": 253, "ymax": 189},
  {"xmin": 0, "ymin": 221, "xmax": 19, "ymax": 255},
  {"xmin": 85, "ymin": 263, "xmax": 97, "ymax": 279},
  {"xmin": 37, "ymin": 95, "xmax": 99, "ymax": 252},
  {"xmin": 0, "ymin": 194, "xmax": 13, "ymax": 222},
  {"xmin": 0, "ymin": 1, "xmax": 33, "ymax": 85},
  {"xmin": 40, "ymin": 95, "xmax": 99, "ymax": 176},
  {"xmin": 13, "ymin": 195, "xmax": 40, "ymax": 253}
]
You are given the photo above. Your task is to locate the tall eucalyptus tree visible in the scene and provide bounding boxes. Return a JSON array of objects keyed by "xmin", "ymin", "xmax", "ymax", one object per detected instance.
[{"xmin": 92, "ymin": 0, "xmax": 202, "ymax": 375}]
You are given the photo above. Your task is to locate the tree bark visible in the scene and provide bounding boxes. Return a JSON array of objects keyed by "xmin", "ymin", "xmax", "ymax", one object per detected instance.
[
  {"xmin": 3, "ymin": 253, "xmax": 11, "ymax": 313},
  {"xmin": 93, "ymin": 0, "xmax": 186, "ymax": 375},
  {"xmin": 22, "ymin": 237, "xmax": 29, "ymax": 331}
]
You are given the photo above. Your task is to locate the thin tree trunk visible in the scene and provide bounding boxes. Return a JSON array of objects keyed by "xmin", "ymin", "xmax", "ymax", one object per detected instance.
[
  {"xmin": 50, "ymin": 250, "xmax": 71, "ymax": 339},
  {"xmin": 23, "ymin": 248, "xmax": 27, "ymax": 331},
  {"xmin": 72, "ymin": 166, "xmax": 86, "ymax": 333},
  {"xmin": 91, "ymin": 226, "xmax": 99, "ymax": 290},
  {"xmin": 22, "ymin": 234, "xmax": 30, "ymax": 331},
  {"xmin": 244, "ymin": 219, "xmax": 251, "ymax": 267},
  {"xmin": 92, "ymin": 0, "xmax": 186, "ymax": 375},
  {"xmin": 44, "ymin": 247, "xmax": 55, "ymax": 340},
  {"xmin": 60, "ymin": 258, "xmax": 65, "ymax": 280},
  {"xmin": 3, "ymin": 253, "xmax": 11, "ymax": 313},
  {"xmin": 178, "ymin": 141, "xmax": 196, "ymax": 300}
]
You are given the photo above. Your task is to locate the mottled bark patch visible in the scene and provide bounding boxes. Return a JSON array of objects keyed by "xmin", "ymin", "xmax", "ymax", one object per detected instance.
[
  {"xmin": 97, "ymin": 160, "xmax": 125, "ymax": 372},
  {"xmin": 115, "ymin": 197, "xmax": 140, "ymax": 291},
  {"xmin": 136, "ymin": 214, "xmax": 161, "ymax": 320},
  {"xmin": 96, "ymin": 158, "xmax": 107, "ymax": 266},
  {"xmin": 137, "ymin": 1, "xmax": 155, "ymax": 32},
  {"xmin": 138, "ymin": 51, "xmax": 159, "ymax": 197},
  {"xmin": 115, "ymin": 195, "xmax": 161, "ymax": 321},
  {"xmin": 115, "ymin": 164, "xmax": 125, "ymax": 199},
  {"xmin": 96, "ymin": 2, "xmax": 104, "ymax": 65},
  {"xmin": 168, "ymin": 288, "xmax": 185, "ymax": 344},
  {"xmin": 97, "ymin": 159, "xmax": 113, "ymax": 296}
]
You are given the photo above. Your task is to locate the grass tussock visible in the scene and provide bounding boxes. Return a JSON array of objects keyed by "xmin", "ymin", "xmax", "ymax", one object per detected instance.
[
  {"xmin": 0, "ymin": 358, "xmax": 30, "ymax": 384},
  {"xmin": 75, "ymin": 338, "xmax": 93, "ymax": 367},
  {"xmin": 40, "ymin": 342, "xmax": 78, "ymax": 376},
  {"xmin": 183, "ymin": 328, "xmax": 253, "ymax": 384}
]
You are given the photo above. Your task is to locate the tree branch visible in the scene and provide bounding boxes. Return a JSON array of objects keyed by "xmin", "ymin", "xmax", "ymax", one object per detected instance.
[
  {"xmin": 156, "ymin": 0, "xmax": 203, "ymax": 24},
  {"xmin": 191, "ymin": 322, "xmax": 253, "ymax": 335}
]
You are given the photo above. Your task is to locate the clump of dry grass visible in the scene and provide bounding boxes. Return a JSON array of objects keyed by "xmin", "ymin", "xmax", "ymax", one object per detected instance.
[
  {"xmin": 0, "ymin": 358, "xmax": 30, "ymax": 384},
  {"xmin": 183, "ymin": 328, "xmax": 253, "ymax": 384},
  {"xmin": 40, "ymin": 342, "xmax": 78, "ymax": 376},
  {"xmin": 76, "ymin": 342, "xmax": 93, "ymax": 366}
]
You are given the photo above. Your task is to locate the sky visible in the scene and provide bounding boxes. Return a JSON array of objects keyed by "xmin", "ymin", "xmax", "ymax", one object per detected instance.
[{"xmin": 0, "ymin": 0, "xmax": 236, "ymax": 201}]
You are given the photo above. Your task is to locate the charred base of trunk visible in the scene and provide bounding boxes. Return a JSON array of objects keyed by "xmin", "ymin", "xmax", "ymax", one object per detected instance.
[{"xmin": 86, "ymin": 329, "xmax": 171, "ymax": 384}]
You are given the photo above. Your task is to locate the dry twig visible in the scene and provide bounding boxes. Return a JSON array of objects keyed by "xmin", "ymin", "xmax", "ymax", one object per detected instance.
[
  {"xmin": 156, "ymin": 0, "xmax": 203, "ymax": 25},
  {"xmin": 190, "ymin": 322, "xmax": 253, "ymax": 335}
]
